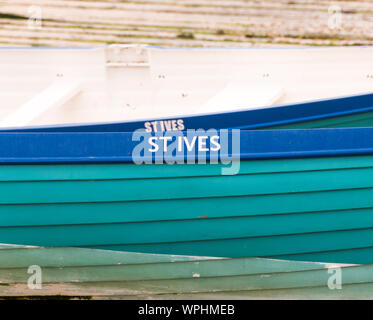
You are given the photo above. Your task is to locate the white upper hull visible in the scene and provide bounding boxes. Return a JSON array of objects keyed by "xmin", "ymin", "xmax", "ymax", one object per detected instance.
[{"xmin": 1, "ymin": 45, "xmax": 373, "ymax": 127}]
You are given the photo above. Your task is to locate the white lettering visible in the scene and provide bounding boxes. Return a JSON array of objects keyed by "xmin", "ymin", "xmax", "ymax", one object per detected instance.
[
  {"xmin": 198, "ymin": 136, "xmax": 208, "ymax": 152},
  {"xmin": 184, "ymin": 136, "xmax": 197, "ymax": 151},
  {"xmin": 148, "ymin": 137, "xmax": 159, "ymax": 152}
]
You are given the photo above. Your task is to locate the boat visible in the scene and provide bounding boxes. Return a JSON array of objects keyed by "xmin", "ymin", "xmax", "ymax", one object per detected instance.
[
  {"xmin": 1, "ymin": 244, "xmax": 372, "ymax": 299},
  {"xmin": 0, "ymin": 45, "xmax": 373, "ymax": 131},
  {"xmin": 6, "ymin": 92, "xmax": 373, "ymax": 133},
  {"xmin": 1, "ymin": 128, "xmax": 373, "ymax": 264}
]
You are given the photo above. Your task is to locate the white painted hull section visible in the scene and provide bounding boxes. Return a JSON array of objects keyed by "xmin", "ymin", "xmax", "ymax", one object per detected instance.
[{"xmin": 0, "ymin": 45, "xmax": 372, "ymax": 127}]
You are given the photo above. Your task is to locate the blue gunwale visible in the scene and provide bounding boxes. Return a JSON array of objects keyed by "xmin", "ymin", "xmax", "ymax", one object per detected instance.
[{"xmin": 0, "ymin": 127, "xmax": 373, "ymax": 163}]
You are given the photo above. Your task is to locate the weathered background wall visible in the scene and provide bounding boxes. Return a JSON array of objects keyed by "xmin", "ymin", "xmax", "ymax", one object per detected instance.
[{"xmin": 0, "ymin": 0, "xmax": 372, "ymax": 47}]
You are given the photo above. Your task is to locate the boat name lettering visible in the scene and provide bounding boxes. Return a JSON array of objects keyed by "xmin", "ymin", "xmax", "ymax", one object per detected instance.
[
  {"xmin": 132, "ymin": 129, "xmax": 241, "ymax": 175},
  {"xmin": 144, "ymin": 119, "xmax": 185, "ymax": 132},
  {"xmin": 148, "ymin": 135, "xmax": 220, "ymax": 153}
]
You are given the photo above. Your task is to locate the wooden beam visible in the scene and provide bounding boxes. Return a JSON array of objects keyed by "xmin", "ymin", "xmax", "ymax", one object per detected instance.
[
  {"xmin": 197, "ymin": 83, "xmax": 285, "ymax": 114},
  {"xmin": 0, "ymin": 78, "xmax": 82, "ymax": 128}
]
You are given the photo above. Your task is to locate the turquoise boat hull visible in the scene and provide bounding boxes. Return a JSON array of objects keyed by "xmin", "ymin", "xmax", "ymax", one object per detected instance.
[
  {"xmin": 2, "ymin": 154, "xmax": 373, "ymax": 264},
  {"xmin": 0, "ymin": 244, "xmax": 372, "ymax": 299}
]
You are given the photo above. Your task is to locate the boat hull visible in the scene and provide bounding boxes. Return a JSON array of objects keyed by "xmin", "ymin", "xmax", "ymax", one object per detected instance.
[
  {"xmin": 2, "ymin": 46, "xmax": 373, "ymax": 131},
  {"xmin": 2, "ymin": 93, "xmax": 373, "ymax": 132},
  {"xmin": 0, "ymin": 245, "xmax": 372, "ymax": 299},
  {"xmin": 2, "ymin": 154, "xmax": 373, "ymax": 264},
  {"xmin": 269, "ymin": 109, "xmax": 373, "ymax": 129}
]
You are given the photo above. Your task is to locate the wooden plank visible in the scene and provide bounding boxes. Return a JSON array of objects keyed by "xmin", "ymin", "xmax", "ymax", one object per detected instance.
[
  {"xmin": 197, "ymin": 83, "xmax": 284, "ymax": 114},
  {"xmin": 0, "ymin": 78, "xmax": 81, "ymax": 128}
]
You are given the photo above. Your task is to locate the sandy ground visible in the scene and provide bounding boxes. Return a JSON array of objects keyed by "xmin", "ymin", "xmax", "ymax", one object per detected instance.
[{"xmin": 0, "ymin": 0, "xmax": 372, "ymax": 47}]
